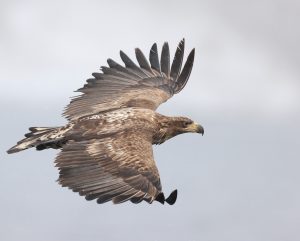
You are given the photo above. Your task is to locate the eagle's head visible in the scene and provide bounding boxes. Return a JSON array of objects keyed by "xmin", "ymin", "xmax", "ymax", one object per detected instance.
[
  {"xmin": 154, "ymin": 116, "xmax": 204, "ymax": 144},
  {"xmin": 171, "ymin": 117, "xmax": 204, "ymax": 135}
]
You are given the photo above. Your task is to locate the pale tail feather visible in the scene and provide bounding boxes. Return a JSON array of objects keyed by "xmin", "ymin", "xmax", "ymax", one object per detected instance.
[{"xmin": 7, "ymin": 127, "xmax": 63, "ymax": 154}]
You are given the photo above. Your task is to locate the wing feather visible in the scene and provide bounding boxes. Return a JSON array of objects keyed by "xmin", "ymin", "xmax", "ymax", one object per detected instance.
[
  {"xmin": 174, "ymin": 48, "xmax": 195, "ymax": 93},
  {"xmin": 149, "ymin": 43, "xmax": 160, "ymax": 72},
  {"xmin": 112, "ymin": 189, "xmax": 140, "ymax": 204},
  {"xmin": 120, "ymin": 51, "xmax": 148, "ymax": 78},
  {"xmin": 135, "ymin": 48, "xmax": 152, "ymax": 73},
  {"xmin": 56, "ymin": 132, "xmax": 162, "ymax": 204},
  {"xmin": 170, "ymin": 38, "xmax": 185, "ymax": 81},
  {"xmin": 63, "ymin": 40, "xmax": 195, "ymax": 120},
  {"xmin": 97, "ymin": 186, "xmax": 133, "ymax": 204},
  {"xmin": 160, "ymin": 42, "xmax": 170, "ymax": 78},
  {"xmin": 107, "ymin": 58, "xmax": 141, "ymax": 80}
]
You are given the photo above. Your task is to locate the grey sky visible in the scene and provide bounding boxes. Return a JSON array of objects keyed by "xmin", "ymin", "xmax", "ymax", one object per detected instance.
[{"xmin": 1, "ymin": 1, "xmax": 299, "ymax": 241}]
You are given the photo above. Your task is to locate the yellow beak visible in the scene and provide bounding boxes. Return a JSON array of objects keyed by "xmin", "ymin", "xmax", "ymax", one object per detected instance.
[{"xmin": 188, "ymin": 122, "xmax": 204, "ymax": 135}]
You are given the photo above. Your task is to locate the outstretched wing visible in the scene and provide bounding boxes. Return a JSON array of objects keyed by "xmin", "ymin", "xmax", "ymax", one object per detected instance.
[
  {"xmin": 64, "ymin": 39, "xmax": 195, "ymax": 120},
  {"xmin": 55, "ymin": 131, "xmax": 162, "ymax": 204}
]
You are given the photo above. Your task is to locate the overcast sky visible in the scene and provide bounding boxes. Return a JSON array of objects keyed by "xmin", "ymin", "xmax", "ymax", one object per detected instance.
[{"xmin": 1, "ymin": 1, "xmax": 299, "ymax": 241}]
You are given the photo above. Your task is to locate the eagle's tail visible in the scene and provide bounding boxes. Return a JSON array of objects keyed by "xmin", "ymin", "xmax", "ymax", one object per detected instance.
[{"xmin": 7, "ymin": 126, "xmax": 64, "ymax": 154}]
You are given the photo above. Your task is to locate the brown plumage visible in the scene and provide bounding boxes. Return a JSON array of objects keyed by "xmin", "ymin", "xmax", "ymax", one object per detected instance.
[{"xmin": 7, "ymin": 39, "xmax": 204, "ymax": 205}]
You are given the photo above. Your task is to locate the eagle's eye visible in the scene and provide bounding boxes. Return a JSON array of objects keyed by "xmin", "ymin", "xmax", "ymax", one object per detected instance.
[{"xmin": 182, "ymin": 121, "xmax": 192, "ymax": 128}]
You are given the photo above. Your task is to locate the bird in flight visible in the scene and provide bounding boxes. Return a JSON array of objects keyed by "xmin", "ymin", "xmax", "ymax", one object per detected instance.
[{"xmin": 7, "ymin": 39, "xmax": 204, "ymax": 205}]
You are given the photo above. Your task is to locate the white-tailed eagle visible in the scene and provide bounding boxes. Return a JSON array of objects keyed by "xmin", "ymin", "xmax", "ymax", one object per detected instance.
[{"xmin": 7, "ymin": 39, "xmax": 204, "ymax": 205}]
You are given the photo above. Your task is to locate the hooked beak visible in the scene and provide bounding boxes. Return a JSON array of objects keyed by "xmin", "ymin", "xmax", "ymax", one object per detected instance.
[{"xmin": 189, "ymin": 123, "xmax": 204, "ymax": 135}]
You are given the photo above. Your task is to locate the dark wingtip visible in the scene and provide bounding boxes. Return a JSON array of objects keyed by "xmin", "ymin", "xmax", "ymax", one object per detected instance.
[
  {"xmin": 107, "ymin": 58, "xmax": 117, "ymax": 68},
  {"xmin": 170, "ymin": 38, "xmax": 185, "ymax": 81},
  {"xmin": 149, "ymin": 43, "xmax": 160, "ymax": 72},
  {"xmin": 85, "ymin": 194, "xmax": 97, "ymax": 201},
  {"xmin": 7, "ymin": 148, "xmax": 19, "ymax": 154},
  {"xmin": 165, "ymin": 189, "xmax": 177, "ymax": 205},
  {"xmin": 130, "ymin": 196, "xmax": 144, "ymax": 204},
  {"xmin": 175, "ymin": 48, "xmax": 195, "ymax": 93},
  {"xmin": 155, "ymin": 192, "xmax": 165, "ymax": 204},
  {"xmin": 135, "ymin": 48, "xmax": 151, "ymax": 71},
  {"xmin": 120, "ymin": 50, "xmax": 135, "ymax": 68},
  {"xmin": 161, "ymin": 42, "xmax": 170, "ymax": 78},
  {"xmin": 7, "ymin": 149, "xmax": 14, "ymax": 154}
]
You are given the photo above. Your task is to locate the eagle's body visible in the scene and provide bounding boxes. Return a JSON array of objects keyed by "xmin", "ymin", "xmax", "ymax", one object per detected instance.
[{"xmin": 7, "ymin": 39, "xmax": 203, "ymax": 205}]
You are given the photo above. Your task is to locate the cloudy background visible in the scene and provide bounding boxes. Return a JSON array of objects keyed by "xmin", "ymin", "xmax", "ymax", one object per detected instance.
[{"xmin": 1, "ymin": 0, "xmax": 299, "ymax": 240}]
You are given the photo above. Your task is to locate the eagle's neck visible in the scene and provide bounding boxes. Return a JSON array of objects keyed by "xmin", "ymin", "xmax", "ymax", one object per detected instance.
[
  {"xmin": 152, "ymin": 117, "xmax": 182, "ymax": 145},
  {"xmin": 153, "ymin": 131, "xmax": 172, "ymax": 145}
]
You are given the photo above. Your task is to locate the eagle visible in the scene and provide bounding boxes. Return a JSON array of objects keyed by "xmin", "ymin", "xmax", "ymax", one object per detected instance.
[{"xmin": 7, "ymin": 39, "xmax": 204, "ymax": 205}]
